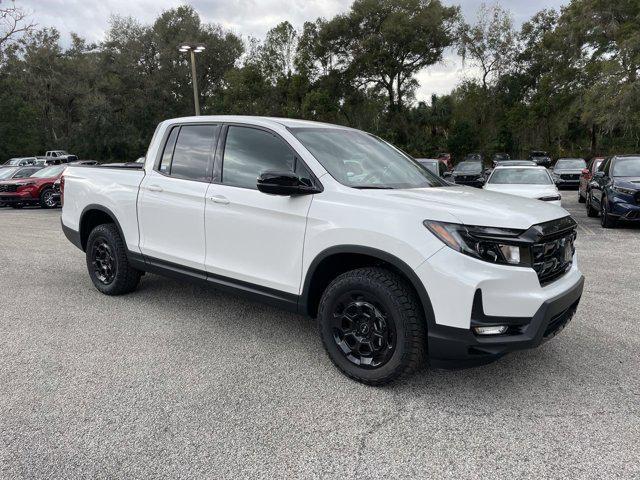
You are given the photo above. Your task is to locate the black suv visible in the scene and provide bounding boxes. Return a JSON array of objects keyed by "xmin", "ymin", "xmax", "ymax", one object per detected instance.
[
  {"xmin": 587, "ymin": 155, "xmax": 640, "ymax": 228},
  {"xmin": 450, "ymin": 161, "xmax": 485, "ymax": 187},
  {"xmin": 551, "ymin": 158, "xmax": 587, "ymax": 188},
  {"xmin": 529, "ymin": 151, "xmax": 552, "ymax": 167}
]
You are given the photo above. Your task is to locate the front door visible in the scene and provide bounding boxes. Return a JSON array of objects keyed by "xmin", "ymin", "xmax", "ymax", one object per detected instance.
[{"xmin": 204, "ymin": 125, "xmax": 314, "ymax": 295}]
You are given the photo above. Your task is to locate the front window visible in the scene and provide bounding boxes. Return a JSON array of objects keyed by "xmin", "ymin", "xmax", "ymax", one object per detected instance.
[
  {"xmin": 555, "ymin": 159, "xmax": 586, "ymax": 170},
  {"xmin": 31, "ymin": 165, "xmax": 65, "ymax": 178},
  {"xmin": 488, "ymin": 168, "xmax": 552, "ymax": 185},
  {"xmin": 291, "ymin": 128, "xmax": 446, "ymax": 189},
  {"xmin": 454, "ymin": 161, "xmax": 482, "ymax": 173},
  {"xmin": 0, "ymin": 167, "xmax": 18, "ymax": 179},
  {"xmin": 613, "ymin": 157, "xmax": 640, "ymax": 177}
]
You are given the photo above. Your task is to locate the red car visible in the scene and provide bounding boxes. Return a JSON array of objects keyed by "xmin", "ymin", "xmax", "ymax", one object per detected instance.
[
  {"xmin": 0, "ymin": 164, "xmax": 66, "ymax": 209},
  {"xmin": 578, "ymin": 157, "xmax": 605, "ymax": 203}
]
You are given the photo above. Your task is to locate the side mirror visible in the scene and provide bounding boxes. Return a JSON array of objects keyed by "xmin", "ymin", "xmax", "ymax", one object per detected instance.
[{"xmin": 257, "ymin": 170, "xmax": 322, "ymax": 196}]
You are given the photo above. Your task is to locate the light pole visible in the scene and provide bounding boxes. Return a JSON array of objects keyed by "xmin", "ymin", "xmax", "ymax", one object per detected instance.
[{"xmin": 178, "ymin": 43, "xmax": 206, "ymax": 115}]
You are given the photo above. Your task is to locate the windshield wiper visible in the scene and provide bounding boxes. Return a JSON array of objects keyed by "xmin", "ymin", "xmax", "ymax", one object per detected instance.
[{"xmin": 351, "ymin": 185, "xmax": 394, "ymax": 189}]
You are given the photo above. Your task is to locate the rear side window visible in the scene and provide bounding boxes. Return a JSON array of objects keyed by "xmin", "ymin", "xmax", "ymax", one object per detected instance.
[
  {"xmin": 221, "ymin": 126, "xmax": 309, "ymax": 190},
  {"xmin": 157, "ymin": 125, "xmax": 218, "ymax": 181}
]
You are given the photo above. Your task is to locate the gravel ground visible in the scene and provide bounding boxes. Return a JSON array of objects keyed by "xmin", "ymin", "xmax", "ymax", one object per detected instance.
[{"xmin": 0, "ymin": 193, "xmax": 638, "ymax": 479}]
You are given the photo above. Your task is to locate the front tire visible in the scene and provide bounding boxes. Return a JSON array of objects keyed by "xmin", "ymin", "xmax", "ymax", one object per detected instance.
[
  {"xmin": 318, "ymin": 267, "xmax": 426, "ymax": 386},
  {"xmin": 586, "ymin": 192, "xmax": 598, "ymax": 217},
  {"xmin": 39, "ymin": 187, "xmax": 57, "ymax": 208},
  {"xmin": 600, "ymin": 196, "xmax": 618, "ymax": 228},
  {"xmin": 86, "ymin": 224, "xmax": 141, "ymax": 295},
  {"xmin": 578, "ymin": 189, "xmax": 586, "ymax": 203}
]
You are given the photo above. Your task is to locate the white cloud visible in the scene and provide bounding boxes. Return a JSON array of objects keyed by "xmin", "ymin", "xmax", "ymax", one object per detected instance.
[{"xmin": 20, "ymin": 0, "xmax": 568, "ymax": 101}]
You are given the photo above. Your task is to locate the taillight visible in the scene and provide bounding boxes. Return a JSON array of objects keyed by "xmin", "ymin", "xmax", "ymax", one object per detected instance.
[{"xmin": 60, "ymin": 175, "xmax": 65, "ymax": 207}]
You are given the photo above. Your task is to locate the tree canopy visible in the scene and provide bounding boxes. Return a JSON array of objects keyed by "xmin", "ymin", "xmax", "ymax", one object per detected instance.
[{"xmin": 0, "ymin": 0, "xmax": 639, "ymax": 163}]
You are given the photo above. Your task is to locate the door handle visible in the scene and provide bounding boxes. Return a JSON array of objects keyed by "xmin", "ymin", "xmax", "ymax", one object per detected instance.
[
  {"xmin": 147, "ymin": 185, "xmax": 163, "ymax": 192},
  {"xmin": 208, "ymin": 195, "xmax": 229, "ymax": 205}
]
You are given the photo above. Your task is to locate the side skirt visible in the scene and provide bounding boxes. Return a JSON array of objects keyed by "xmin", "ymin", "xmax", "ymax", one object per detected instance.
[{"xmin": 127, "ymin": 251, "xmax": 300, "ymax": 313}]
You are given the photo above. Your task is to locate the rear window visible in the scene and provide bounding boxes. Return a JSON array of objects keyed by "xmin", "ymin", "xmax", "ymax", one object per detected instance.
[
  {"xmin": 555, "ymin": 159, "xmax": 586, "ymax": 169},
  {"xmin": 157, "ymin": 125, "xmax": 219, "ymax": 181},
  {"xmin": 455, "ymin": 162, "xmax": 482, "ymax": 173}
]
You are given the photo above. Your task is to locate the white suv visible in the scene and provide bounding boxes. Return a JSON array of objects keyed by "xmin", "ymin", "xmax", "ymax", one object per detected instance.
[{"xmin": 61, "ymin": 116, "xmax": 585, "ymax": 385}]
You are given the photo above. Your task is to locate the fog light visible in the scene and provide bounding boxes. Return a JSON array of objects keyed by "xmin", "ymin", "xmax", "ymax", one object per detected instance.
[
  {"xmin": 473, "ymin": 325, "xmax": 508, "ymax": 335},
  {"xmin": 499, "ymin": 245, "xmax": 520, "ymax": 264}
]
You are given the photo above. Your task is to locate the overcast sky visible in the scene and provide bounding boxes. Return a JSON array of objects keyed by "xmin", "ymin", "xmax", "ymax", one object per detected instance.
[{"xmin": 19, "ymin": 0, "xmax": 568, "ymax": 101}]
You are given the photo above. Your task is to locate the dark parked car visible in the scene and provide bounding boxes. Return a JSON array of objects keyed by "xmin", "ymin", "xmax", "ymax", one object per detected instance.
[
  {"xmin": 578, "ymin": 157, "xmax": 605, "ymax": 203},
  {"xmin": 492, "ymin": 153, "xmax": 510, "ymax": 166},
  {"xmin": 450, "ymin": 161, "xmax": 485, "ymax": 187},
  {"xmin": 529, "ymin": 150, "xmax": 552, "ymax": 167},
  {"xmin": 464, "ymin": 153, "xmax": 483, "ymax": 163},
  {"xmin": 587, "ymin": 155, "xmax": 640, "ymax": 227},
  {"xmin": 416, "ymin": 158, "xmax": 447, "ymax": 177},
  {"xmin": 551, "ymin": 158, "xmax": 587, "ymax": 188}
]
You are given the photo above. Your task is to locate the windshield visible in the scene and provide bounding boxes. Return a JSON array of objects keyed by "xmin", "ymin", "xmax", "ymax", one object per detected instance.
[
  {"xmin": 290, "ymin": 128, "xmax": 447, "ymax": 189},
  {"xmin": 31, "ymin": 165, "xmax": 65, "ymax": 178},
  {"xmin": 613, "ymin": 157, "xmax": 640, "ymax": 177},
  {"xmin": 489, "ymin": 168, "xmax": 552, "ymax": 185},
  {"xmin": 555, "ymin": 159, "xmax": 586, "ymax": 170},
  {"xmin": 0, "ymin": 167, "xmax": 18, "ymax": 179},
  {"xmin": 454, "ymin": 162, "xmax": 482, "ymax": 173}
]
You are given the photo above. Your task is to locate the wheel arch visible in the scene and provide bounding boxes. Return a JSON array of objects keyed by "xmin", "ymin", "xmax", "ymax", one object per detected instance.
[
  {"xmin": 300, "ymin": 245, "xmax": 436, "ymax": 327},
  {"xmin": 79, "ymin": 204, "xmax": 127, "ymax": 252}
]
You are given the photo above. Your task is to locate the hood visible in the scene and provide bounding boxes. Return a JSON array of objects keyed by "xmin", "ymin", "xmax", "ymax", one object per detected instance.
[
  {"xmin": 373, "ymin": 186, "xmax": 568, "ymax": 230},
  {"xmin": 483, "ymin": 183, "xmax": 558, "ymax": 200},
  {"xmin": 615, "ymin": 177, "xmax": 640, "ymax": 189}
]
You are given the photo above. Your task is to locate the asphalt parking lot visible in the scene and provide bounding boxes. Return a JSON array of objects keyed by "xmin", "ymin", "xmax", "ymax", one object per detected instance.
[{"xmin": 0, "ymin": 194, "xmax": 638, "ymax": 479}]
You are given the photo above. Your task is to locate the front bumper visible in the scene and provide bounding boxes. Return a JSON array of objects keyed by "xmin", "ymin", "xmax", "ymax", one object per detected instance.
[
  {"xmin": 416, "ymin": 245, "xmax": 584, "ymax": 368},
  {"xmin": 0, "ymin": 191, "xmax": 38, "ymax": 205},
  {"xmin": 609, "ymin": 197, "xmax": 640, "ymax": 221},
  {"xmin": 554, "ymin": 178, "xmax": 580, "ymax": 187},
  {"xmin": 453, "ymin": 179, "xmax": 484, "ymax": 188}
]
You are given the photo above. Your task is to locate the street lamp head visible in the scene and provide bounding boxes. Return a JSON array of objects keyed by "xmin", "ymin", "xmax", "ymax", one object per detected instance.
[
  {"xmin": 179, "ymin": 44, "xmax": 192, "ymax": 51},
  {"xmin": 178, "ymin": 43, "xmax": 205, "ymax": 54}
]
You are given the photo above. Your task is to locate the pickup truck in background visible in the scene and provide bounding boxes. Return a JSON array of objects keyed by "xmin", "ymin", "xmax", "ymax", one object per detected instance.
[
  {"xmin": 60, "ymin": 116, "xmax": 585, "ymax": 385},
  {"xmin": 45, "ymin": 150, "xmax": 78, "ymax": 163}
]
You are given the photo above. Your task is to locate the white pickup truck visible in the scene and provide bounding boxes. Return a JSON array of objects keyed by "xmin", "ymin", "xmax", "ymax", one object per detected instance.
[{"xmin": 61, "ymin": 116, "xmax": 584, "ymax": 385}]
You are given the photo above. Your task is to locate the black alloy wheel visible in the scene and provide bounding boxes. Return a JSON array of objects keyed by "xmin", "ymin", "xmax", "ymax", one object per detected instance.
[
  {"xmin": 91, "ymin": 239, "xmax": 116, "ymax": 285},
  {"xmin": 600, "ymin": 196, "xmax": 617, "ymax": 228},
  {"xmin": 586, "ymin": 192, "xmax": 598, "ymax": 217},
  {"xmin": 318, "ymin": 267, "xmax": 426, "ymax": 385},
  {"xmin": 331, "ymin": 292, "xmax": 396, "ymax": 369},
  {"xmin": 39, "ymin": 188, "xmax": 57, "ymax": 208},
  {"xmin": 85, "ymin": 223, "xmax": 141, "ymax": 295}
]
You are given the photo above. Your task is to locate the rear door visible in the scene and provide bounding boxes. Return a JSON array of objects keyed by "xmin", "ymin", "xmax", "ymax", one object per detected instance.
[
  {"xmin": 591, "ymin": 158, "xmax": 611, "ymax": 206},
  {"xmin": 138, "ymin": 123, "xmax": 219, "ymax": 270},
  {"xmin": 204, "ymin": 125, "xmax": 314, "ymax": 295}
]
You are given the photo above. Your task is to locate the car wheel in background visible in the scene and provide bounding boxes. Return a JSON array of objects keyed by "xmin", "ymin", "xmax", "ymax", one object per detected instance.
[
  {"xmin": 86, "ymin": 223, "xmax": 142, "ymax": 295},
  {"xmin": 39, "ymin": 188, "xmax": 57, "ymax": 209},
  {"xmin": 600, "ymin": 196, "xmax": 618, "ymax": 229},
  {"xmin": 317, "ymin": 267, "xmax": 426, "ymax": 386},
  {"xmin": 11, "ymin": 204, "xmax": 23, "ymax": 209},
  {"xmin": 578, "ymin": 189, "xmax": 586, "ymax": 203},
  {"xmin": 586, "ymin": 192, "xmax": 598, "ymax": 217}
]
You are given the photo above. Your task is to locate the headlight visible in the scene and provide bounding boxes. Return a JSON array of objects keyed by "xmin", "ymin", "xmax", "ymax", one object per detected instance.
[
  {"xmin": 612, "ymin": 186, "xmax": 636, "ymax": 196},
  {"xmin": 539, "ymin": 195, "xmax": 561, "ymax": 201},
  {"xmin": 423, "ymin": 220, "xmax": 531, "ymax": 266},
  {"xmin": 15, "ymin": 182, "xmax": 35, "ymax": 187}
]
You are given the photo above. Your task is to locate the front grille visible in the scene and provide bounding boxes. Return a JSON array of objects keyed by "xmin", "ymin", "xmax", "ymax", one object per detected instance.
[
  {"xmin": 528, "ymin": 218, "xmax": 577, "ymax": 286},
  {"xmin": 634, "ymin": 192, "xmax": 640, "ymax": 205},
  {"xmin": 560, "ymin": 174, "xmax": 579, "ymax": 180},
  {"xmin": 0, "ymin": 184, "xmax": 18, "ymax": 193}
]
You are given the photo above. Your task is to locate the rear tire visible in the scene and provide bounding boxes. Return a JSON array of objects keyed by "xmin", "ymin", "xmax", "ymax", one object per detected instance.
[
  {"xmin": 86, "ymin": 224, "xmax": 141, "ymax": 295},
  {"xmin": 318, "ymin": 267, "xmax": 426, "ymax": 386}
]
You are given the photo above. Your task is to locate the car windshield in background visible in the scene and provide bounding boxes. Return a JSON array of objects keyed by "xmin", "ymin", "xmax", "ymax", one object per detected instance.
[
  {"xmin": 0, "ymin": 167, "xmax": 18, "ymax": 179},
  {"xmin": 418, "ymin": 160, "xmax": 439, "ymax": 174},
  {"xmin": 455, "ymin": 162, "xmax": 482, "ymax": 173},
  {"xmin": 31, "ymin": 165, "xmax": 65, "ymax": 178},
  {"xmin": 555, "ymin": 159, "xmax": 586, "ymax": 169},
  {"xmin": 290, "ymin": 128, "xmax": 447, "ymax": 189},
  {"xmin": 613, "ymin": 157, "xmax": 640, "ymax": 177},
  {"xmin": 531, "ymin": 151, "xmax": 548, "ymax": 157},
  {"xmin": 489, "ymin": 168, "xmax": 552, "ymax": 185}
]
